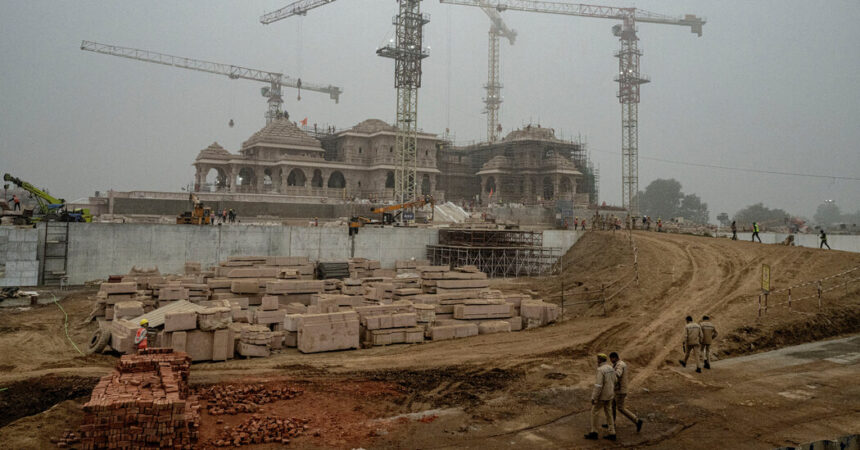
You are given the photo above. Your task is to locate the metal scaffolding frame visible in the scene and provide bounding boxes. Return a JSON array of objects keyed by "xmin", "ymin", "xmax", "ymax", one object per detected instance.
[{"xmin": 429, "ymin": 228, "xmax": 560, "ymax": 278}]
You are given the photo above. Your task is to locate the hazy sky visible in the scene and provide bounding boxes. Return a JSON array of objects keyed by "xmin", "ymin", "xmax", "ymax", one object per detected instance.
[{"xmin": 1, "ymin": 1, "xmax": 858, "ymax": 221}]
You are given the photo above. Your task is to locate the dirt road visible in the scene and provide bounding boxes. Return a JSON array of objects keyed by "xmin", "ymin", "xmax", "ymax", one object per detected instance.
[{"xmin": 1, "ymin": 231, "xmax": 858, "ymax": 448}]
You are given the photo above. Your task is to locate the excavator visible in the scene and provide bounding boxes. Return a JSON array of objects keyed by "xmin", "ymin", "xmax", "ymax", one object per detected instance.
[
  {"xmin": 2, "ymin": 173, "xmax": 92, "ymax": 223},
  {"xmin": 176, "ymin": 193, "xmax": 212, "ymax": 225}
]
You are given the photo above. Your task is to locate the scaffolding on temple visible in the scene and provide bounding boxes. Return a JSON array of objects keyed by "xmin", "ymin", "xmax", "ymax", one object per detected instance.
[{"xmin": 427, "ymin": 229, "xmax": 560, "ymax": 278}]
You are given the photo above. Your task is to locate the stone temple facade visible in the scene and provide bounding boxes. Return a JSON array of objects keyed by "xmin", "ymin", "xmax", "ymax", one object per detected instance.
[
  {"xmin": 437, "ymin": 125, "xmax": 591, "ymax": 206},
  {"xmin": 193, "ymin": 119, "xmax": 593, "ymax": 206},
  {"xmin": 193, "ymin": 118, "xmax": 441, "ymax": 201}
]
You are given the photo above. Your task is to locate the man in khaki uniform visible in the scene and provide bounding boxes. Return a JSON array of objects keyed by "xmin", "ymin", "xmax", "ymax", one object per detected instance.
[
  {"xmin": 584, "ymin": 353, "xmax": 617, "ymax": 441},
  {"xmin": 610, "ymin": 352, "xmax": 644, "ymax": 432},
  {"xmin": 700, "ymin": 315, "xmax": 718, "ymax": 369},
  {"xmin": 679, "ymin": 316, "xmax": 703, "ymax": 373}
]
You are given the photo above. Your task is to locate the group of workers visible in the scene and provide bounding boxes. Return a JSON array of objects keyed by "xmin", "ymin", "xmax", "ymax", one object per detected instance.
[
  {"xmin": 742, "ymin": 221, "xmax": 832, "ymax": 249},
  {"xmin": 216, "ymin": 209, "xmax": 237, "ymax": 224}
]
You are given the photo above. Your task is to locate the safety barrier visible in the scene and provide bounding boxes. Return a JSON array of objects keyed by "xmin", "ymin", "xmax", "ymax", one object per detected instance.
[{"xmin": 753, "ymin": 266, "xmax": 860, "ymax": 317}]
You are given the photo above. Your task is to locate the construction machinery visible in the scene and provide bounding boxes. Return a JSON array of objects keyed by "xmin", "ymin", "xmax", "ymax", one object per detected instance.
[
  {"xmin": 439, "ymin": 0, "xmax": 705, "ymax": 216},
  {"xmin": 370, "ymin": 195, "xmax": 435, "ymax": 225},
  {"xmin": 176, "ymin": 193, "xmax": 212, "ymax": 225},
  {"xmin": 2, "ymin": 173, "xmax": 92, "ymax": 223},
  {"xmin": 80, "ymin": 40, "xmax": 343, "ymax": 124},
  {"xmin": 262, "ymin": 0, "xmax": 430, "ymax": 223}
]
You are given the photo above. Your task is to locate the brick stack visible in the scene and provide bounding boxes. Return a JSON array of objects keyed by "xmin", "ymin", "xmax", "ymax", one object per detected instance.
[{"xmin": 79, "ymin": 348, "xmax": 199, "ymax": 449}]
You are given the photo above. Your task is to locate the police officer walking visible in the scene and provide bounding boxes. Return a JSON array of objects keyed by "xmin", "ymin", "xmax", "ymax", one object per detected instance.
[
  {"xmin": 584, "ymin": 353, "xmax": 617, "ymax": 441},
  {"xmin": 610, "ymin": 352, "xmax": 643, "ymax": 432},
  {"xmin": 679, "ymin": 316, "xmax": 703, "ymax": 373},
  {"xmin": 699, "ymin": 316, "xmax": 718, "ymax": 369}
]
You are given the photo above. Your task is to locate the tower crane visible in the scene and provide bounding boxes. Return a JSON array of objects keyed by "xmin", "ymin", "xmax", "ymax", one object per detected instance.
[
  {"xmin": 438, "ymin": 1, "xmax": 704, "ymax": 216},
  {"xmin": 80, "ymin": 40, "xmax": 343, "ymax": 125},
  {"xmin": 475, "ymin": 2, "xmax": 517, "ymax": 142},
  {"xmin": 263, "ymin": 1, "xmax": 431, "ymax": 222}
]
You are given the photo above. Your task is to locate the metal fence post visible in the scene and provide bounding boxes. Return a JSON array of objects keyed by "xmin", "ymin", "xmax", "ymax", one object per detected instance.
[
  {"xmin": 758, "ymin": 294, "xmax": 762, "ymax": 318},
  {"xmin": 817, "ymin": 281, "xmax": 822, "ymax": 312},
  {"xmin": 788, "ymin": 288, "xmax": 792, "ymax": 310},
  {"xmin": 561, "ymin": 278, "xmax": 565, "ymax": 322},
  {"xmin": 602, "ymin": 283, "xmax": 607, "ymax": 316},
  {"xmin": 764, "ymin": 292, "xmax": 768, "ymax": 314}
]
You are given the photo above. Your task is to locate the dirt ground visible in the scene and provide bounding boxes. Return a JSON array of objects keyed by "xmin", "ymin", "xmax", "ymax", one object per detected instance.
[{"xmin": 1, "ymin": 231, "xmax": 859, "ymax": 448}]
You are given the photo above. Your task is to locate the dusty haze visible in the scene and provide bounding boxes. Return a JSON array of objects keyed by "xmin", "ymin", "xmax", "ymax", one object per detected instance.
[{"xmin": 1, "ymin": 0, "xmax": 858, "ymax": 220}]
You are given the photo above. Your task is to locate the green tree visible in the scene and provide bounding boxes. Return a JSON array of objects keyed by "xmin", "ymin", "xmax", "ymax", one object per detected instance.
[
  {"xmin": 716, "ymin": 212, "xmax": 730, "ymax": 227},
  {"xmin": 638, "ymin": 179, "xmax": 683, "ymax": 220},
  {"xmin": 813, "ymin": 201, "xmax": 842, "ymax": 227},
  {"xmin": 678, "ymin": 194, "xmax": 709, "ymax": 224},
  {"xmin": 734, "ymin": 203, "xmax": 790, "ymax": 227}
]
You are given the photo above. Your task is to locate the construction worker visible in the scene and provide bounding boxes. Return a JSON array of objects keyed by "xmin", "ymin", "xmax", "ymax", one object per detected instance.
[
  {"xmin": 679, "ymin": 316, "xmax": 703, "ymax": 373},
  {"xmin": 574, "ymin": 217, "xmax": 579, "ymax": 230},
  {"xmin": 657, "ymin": 218, "xmax": 663, "ymax": 232},
  {"xmin": 584, "ymin": 353, "xmax": 617, "ymax": 441},
  {"xmin": 820, "ymin": 229, "xmax": 831, "ymax": 249},
  {"xmin": 581, "ymin": 219, "xmax": 586, "ymax": 231},
  {"xmin": 134, "ymin": 319, "xmax": 149, "ymax": 352},
  {"xmin": 731, "ymin": 220, "xmax": 738, "ymax": 240},
  {"xmin": 751, "ymin": 222, "xmax": 762, "ymax": 243},
  {"xmin": 10, "ymin": 194, "xmax": 20, "ymax": 211},
  {"xmin": 700, "ymin": 316, "xmax": 718, "ymax": 369},
  {"xmin": 610, "ymin": 352, "xmax": 643, "ymax": 432}
]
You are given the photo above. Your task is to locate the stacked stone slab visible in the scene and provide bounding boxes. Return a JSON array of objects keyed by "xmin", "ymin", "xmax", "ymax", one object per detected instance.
[
  {"xmin": 236, "ymin": 324, "xmax": 273, "ymax": 357},
  {"xmin": 79, "ymin": 348, "xmax": 199, "ymax": 449},
  {"xmin": 160, "ymin": 312, "xmax": 235, "ymax": 362},
  {"xmin": 417, "ymin": 265, "xmax": 450, "ymax": 293},
  {"xmin": 520, "ymin": 299, "xmax": 561, "ymax": 329},
  {"xmin": 348, "ymin": 258, "xmax": 381, "ymax": 279},
  {"xmin": 95, "ymin": 282, "xmax": 147, "ymax": 321},
  {"xmin": 295, "ymin": 311, "xmax": 360, "ymax": 353},
  {"xmin": 395, "ymin": 259, "xmax": 431, "ymax": 274},
  {"xmin": 266, "ymin": 279, "xmax": 325, "ymax": 306}
]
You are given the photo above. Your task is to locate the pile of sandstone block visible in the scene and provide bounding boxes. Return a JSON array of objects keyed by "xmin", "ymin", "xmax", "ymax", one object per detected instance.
[
  {"xmin": 79, "ymin": 348, "xmax": 200, "ymax": 449},
  {"xmin": 90, "ymin": 281, "xmax": 153, "ymax": 322},
  {"xmin": 92, "ymin": 256, "xmax": 560, "ymax": 359}
]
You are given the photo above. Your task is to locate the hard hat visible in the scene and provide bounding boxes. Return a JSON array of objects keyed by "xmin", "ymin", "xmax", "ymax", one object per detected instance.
[
  {"xmin": 140, "ymin": 319, "xmax": 149, "ymax": 326},
  {"xmin": 597, "ymin": 353, "xmax": 608, "ymax": 360}
]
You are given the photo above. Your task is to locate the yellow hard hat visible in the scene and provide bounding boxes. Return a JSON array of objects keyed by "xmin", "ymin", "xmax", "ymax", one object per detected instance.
[
  {"xmin": 597, "ymin": 353, "xmax": 608, "ymax": 360},
  {"xmin": 140, "ymin": 319, "xmax": 149, "ymax": 326}
]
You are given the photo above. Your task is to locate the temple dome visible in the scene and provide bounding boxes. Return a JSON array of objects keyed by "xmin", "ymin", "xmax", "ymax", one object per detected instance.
[{"xmin": 242, "ymin": 118, "xmax": 321, "ymax": 149}]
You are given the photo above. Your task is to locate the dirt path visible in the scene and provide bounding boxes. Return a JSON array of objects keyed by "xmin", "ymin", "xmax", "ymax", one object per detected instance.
[{"xmin": 1, "ymin": 231, "xmax": 859, "ymax": 448}]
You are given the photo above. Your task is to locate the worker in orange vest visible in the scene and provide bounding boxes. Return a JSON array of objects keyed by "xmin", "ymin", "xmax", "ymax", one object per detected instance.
[{"xmin": 135, "ymin": 319, "xmax": 149, "ymax": 352}]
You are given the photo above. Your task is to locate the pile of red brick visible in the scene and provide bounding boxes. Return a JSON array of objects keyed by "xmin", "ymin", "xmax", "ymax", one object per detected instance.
[
  {"xmin": 79, "ymin": 348, "xmax": 200, "ymax": 449},
  {"xmin": 212, "ymin": 414, "xmax": 308, "ymax": 447},
  {"xmin": 194, "ymin": 383, "xmax": 303, "ymax": 416}
]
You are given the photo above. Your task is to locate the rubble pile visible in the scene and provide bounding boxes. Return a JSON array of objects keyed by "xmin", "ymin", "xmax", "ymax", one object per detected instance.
[
  {"xmin": 195, "ymin": 383, "xmax": 303, "ymax": 416},
  {"xmin": 79, "ymin": 348, "xmax": 200, "ymax": 449},
  {"xmin": 212, "ymin": 415, "xmax": 309, "ymax": 447}
]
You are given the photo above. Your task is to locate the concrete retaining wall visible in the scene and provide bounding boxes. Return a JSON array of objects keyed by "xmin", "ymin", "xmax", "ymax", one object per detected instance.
[
  {"xmin": 65, "ymin": 223, "xmax": 442, "ymax": 284},
  {"xmin": 0, "ymin": 227, "xmax": 39, "ymax": 287}
]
